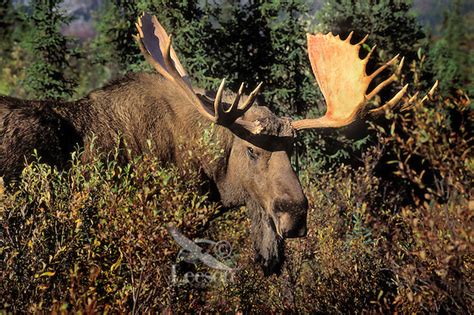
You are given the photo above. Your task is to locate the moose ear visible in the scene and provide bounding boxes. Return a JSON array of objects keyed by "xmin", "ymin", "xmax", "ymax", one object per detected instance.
[{"xmin": 136, "ymin": 13, "xmax": 191, "ymax": 86}]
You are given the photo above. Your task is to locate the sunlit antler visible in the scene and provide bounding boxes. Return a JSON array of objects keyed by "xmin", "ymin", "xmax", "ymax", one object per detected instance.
[
  {"xmin": 401, "ymin": 80, "xmax": 439, "ymax": 112},
  {"xmin": 135, "ymin": 13, "xmax": 190, "ymax": 86},
  {"xmin": 135, "ymin": 13, "xmax": 263, "ymax": 133},
  {"xmin": 291, "ymin": 32, "xmax": 408, "ymax": 130}
]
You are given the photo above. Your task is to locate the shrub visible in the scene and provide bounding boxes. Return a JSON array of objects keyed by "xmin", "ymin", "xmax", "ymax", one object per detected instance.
[
  {"xmin": 1, "ymin": 143, "xmax": 222, "ymax": 312},
  {"xmin": 1, "ymin": 90, "xmax": 472, "ymax": 313}
]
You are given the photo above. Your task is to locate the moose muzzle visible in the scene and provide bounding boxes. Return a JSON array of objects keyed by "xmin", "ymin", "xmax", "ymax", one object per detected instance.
[{"xmin": 273, "ymin": 199, "xmax": 308, "ymax": 238}]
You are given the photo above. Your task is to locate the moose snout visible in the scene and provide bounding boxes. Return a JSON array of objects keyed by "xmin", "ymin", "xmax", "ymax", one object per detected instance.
[
  {"xmin": 273, "ymin": 199, "xmax": 308, "ymax": 238},
  {"xmin": 278, "ymin": 212, "xmax": 307, "ymax": 238}
]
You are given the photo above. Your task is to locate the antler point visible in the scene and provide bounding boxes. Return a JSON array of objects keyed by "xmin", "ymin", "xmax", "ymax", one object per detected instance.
[
  {"xmin": 429, "ymin": 80, "xmax": 439, "ymax": 97},
  {"xmin": 346, "ymin": 31, "xmax": 354, "ymax": 42},
  {"xmin": 357, "ymin": 34, "xmax": 369, "ymax": 45},
  {"xmin": 397, "ymin": 56, "xmax": 405, "ymax": 73},
  {"xmin": 238, "ymin": 82, "xmax": 245, "ymax": 95}
]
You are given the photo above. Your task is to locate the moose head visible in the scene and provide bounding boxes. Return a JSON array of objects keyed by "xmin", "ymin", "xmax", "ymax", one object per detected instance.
[{"xmin": 135, "ymin": 13, "xmax": 406, "ymax": 275}]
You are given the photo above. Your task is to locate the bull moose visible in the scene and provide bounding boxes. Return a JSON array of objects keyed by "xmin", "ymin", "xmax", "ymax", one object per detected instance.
[{"xmin": 0, "ymin": 13, "xmax": 406, "ymax": 274}]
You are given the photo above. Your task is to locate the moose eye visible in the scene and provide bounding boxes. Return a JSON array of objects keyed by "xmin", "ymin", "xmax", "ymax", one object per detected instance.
[{"xmin": 247, "ymin": 147, "xmax": 257, "ymax": 160}]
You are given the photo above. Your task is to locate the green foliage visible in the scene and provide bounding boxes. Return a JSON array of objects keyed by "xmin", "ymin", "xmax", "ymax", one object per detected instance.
[
  {"xmin": 428, "ymin": 0, "xmax": 473, "ymax": 97},
  {"xmin": 71, "ymin": 40, "xmax": 112, "ymax": 98},
  {"xmin": 0, "ymin": 0, "xmax": 18, "ymax": 54},
  {"xmin": 208, "ymin": 0, "xmax": 320, "ymax": 116},
  {"xmin": 92, "ymin": 0, "xmax": 318, "ymax": 115},
  {"xmin": 0, "ymin": 0, "xmax": 28, "ymax": 96},
  {"xmin": 0, "ymin": 45, "xmax": 29, "ymax": 97},
  {"xmin": 315, "ymin": 0, "xmax": 425, "ymax": 63},
  {"xmin": 93, "ymin": 0, "xmax": 148, "ymax": 75},
  {"xmin": 257, "ymin": 1, "xmax": 320, "ymax": 116},
  {"xmin": 219, "ymin": 0, "xmax": 318, "ymax": 116},
  {"xmin": 22, "ymin": 0, "xmax": 78, "ymax": 100}
]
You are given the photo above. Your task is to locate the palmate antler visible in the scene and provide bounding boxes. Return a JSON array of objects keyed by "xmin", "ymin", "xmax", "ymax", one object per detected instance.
[
  {"xmin": 291, "ymin": 32, "xmax": 408, "ymax": 130},
  {"xmin": 134, "ymin": 13, "xmax": 263, "ymax": 133}
]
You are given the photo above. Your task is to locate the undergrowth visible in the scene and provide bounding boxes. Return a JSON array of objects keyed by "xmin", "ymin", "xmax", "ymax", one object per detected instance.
[{"xmin": 1, "ymin": 91, "xmax": 472, "ymax": 313}]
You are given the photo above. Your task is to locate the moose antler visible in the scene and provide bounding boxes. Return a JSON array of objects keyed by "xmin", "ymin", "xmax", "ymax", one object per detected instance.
[
  {"xmin": 291, "ymin": 32, "xmax": 408, "ymax": 130},
  {"xmin": 135, "ymin": 13, "xmax": 263, "ymax": 133}
]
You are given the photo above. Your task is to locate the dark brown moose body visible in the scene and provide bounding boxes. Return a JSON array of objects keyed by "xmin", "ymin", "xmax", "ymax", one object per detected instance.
[
  {"xmin": 0, "ymin": 13, "xmax": 407, "ymax": 275},
  {"xmin": 0, "ymin": 72, "xmax": 307, "ymax": 274},
  {"xmin": 0, "ymin": 75, "xmax": 194, "ymax": 179}
]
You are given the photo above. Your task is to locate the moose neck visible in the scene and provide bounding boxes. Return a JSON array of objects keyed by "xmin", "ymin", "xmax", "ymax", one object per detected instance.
[
  {"xmin": 187, "ymin": 122, "xmax": 245, "ymax": 208},
  {"xmin": 51, "ymin": 73, "xmax": 248, "ymax": 208}
]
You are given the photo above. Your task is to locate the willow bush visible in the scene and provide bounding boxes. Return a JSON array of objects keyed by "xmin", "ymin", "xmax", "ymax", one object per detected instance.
[{"xmin": 1, "ymin": 88, "xmax": 472, "ymax": 312}]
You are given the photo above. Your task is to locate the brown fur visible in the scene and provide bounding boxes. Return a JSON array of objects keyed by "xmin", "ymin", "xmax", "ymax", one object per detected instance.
[{"xmin": 0, "ymin": 72, "xmax": 308, "ymax": 275}]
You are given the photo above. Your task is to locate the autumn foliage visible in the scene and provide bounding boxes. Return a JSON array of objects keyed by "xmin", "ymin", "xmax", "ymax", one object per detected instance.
[{"xmin": 1, "ymin": 87, "xmax": 472, "ymax": 312}]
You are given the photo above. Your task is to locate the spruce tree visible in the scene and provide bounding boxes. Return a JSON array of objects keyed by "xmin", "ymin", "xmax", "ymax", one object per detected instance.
[
  {"xmin": 0, "ymin": 0, "xmax": 17, "ymax": 54},
  {"xmin": 429, "ymin": 0, "xmax": 473, "ymax": 96},
  {"xmin": 0, "ymin": 0, "xmax": 27, "ymax": 96},
  {"xmin": 315, "ymin": 0, "xmax": 424, "ymax": 64},
  {"xmin": 258, "ymin": 1, "xmax": 318, "ymax": 115},
  {"xmin": 23, "ymin": 0, "xmax": 77, "ymax": 100},
  {"xmin": 93, "ymin": 0, "xmax": 146, "ymax": 74}
]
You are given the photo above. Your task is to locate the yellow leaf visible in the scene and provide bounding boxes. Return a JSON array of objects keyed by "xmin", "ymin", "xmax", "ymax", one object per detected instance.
[
  {"xmin": 35, "ymin": 271, "xmax": 56, "ymax": 278},
  {"xmin": 0, "ymin": 177, "xmax": 4, "ymax": 195},
  {"xmin": 110, "ymin": 249, "xmax": 123, "ymax": 272}
]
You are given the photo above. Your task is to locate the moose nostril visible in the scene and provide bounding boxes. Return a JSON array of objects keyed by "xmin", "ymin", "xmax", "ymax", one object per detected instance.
[
  {"xmin": 297, "ymin": 225, "xmax": 307, "ymax": 237},
  {"xmin": 277, "ymin": 212, "xmax": 308, "ymax": 238},
  {"xmin": 283, "ymin": 224, "xmax": 307, "ymax": 238},
  {"xmin": 278, "ymin": 212, "xmax": 307, "ymax": 238}
]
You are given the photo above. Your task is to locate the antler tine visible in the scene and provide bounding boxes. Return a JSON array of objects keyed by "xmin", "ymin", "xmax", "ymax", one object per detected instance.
[
  {"xmin": 214, "ymin": 78, "xmax": 226, "ymax": 120},
  {"xmin": 369, "ymin": 54, "xmax": 399, "ymax": 80},
  {"xmin": 401, "ymin": 91, "xmax": 420, "ymax": 112},
  {"xmin": 238, "ymin": 82, "xmax": 245, "ymax": 95},
  {"xmin": 231, "ymin": 83, "xmax": 245, "ymax": 111},
  {"xmin": 239, "ymin": 82, "xmax": 263, "ymax": 113},
  {"xmin": 369, "ymin": 84, "xmax": 408, "ymax": 114},
  {"xmin": 408, "ymin": 91, "xmax": 420, "ymax": 103},
  {"xmin": 429, "ymin": 80, "xmax": 439, "ymax": 97},
  {"xmin": 364, "ymin": 45, "xmax": 377, "ymax": 64},
  {"xmin": 226, "ymin": 83, "xmax": 245, "ymax": 114},
  {"xmin": 396, "ymin": 56, "xmax": 404, "ymax": 75},
  {"xmin": 345, "ymin": 31, "xmax": 354, "ymax": 42},
  {"xmin": 366, "ymin": 57, "xmax": 404, "ymax": 100},
  {"xmin": 357, "ymin": 34, "xmax": 369, "ymax": 45},
  {"xmin": 136, "ymin": 13, "xmax": 262, "ymax": 133}
]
